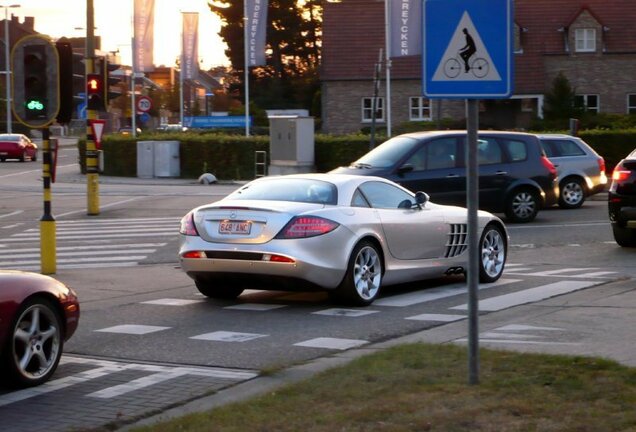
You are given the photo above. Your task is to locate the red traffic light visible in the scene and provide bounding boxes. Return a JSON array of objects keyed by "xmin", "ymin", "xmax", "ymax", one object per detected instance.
[{"xmin": 87, "ymin": 74, "xmax": 103, "ymax": 95}]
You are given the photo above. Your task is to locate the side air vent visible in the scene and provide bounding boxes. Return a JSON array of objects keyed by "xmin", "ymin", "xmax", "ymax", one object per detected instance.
[{"xmin": 445, "ymin": 224, "xmax": 468, "ymax": 258}]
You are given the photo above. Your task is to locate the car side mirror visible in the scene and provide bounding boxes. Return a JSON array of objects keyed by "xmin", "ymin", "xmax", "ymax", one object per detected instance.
[{"xmin": 415, "ymin": 191, "xmax": 429, "ymax": 207}]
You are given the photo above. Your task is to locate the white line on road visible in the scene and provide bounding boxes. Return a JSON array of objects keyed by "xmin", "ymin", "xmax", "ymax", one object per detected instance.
[{"xmin": 0, "ymin": 210, "xmax": 23, "ymax": 219}]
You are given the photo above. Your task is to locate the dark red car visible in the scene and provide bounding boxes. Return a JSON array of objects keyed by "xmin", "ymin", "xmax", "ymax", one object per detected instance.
[
  {"xmin": 0, "ymin": 270, "xmax": 79, "ymax": 387},
  {"xmin": 0, "ymin": 134, "xmax": 38, "ymax": 162},
  {"xmin": 608, "ymin": 148, "xmax": 636, "ymax": 247}
]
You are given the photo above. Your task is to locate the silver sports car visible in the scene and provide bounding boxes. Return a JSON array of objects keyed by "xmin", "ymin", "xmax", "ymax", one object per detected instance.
[{"xmin": 179, "ymin": 173, "xmax": 508, "ymax": 306}]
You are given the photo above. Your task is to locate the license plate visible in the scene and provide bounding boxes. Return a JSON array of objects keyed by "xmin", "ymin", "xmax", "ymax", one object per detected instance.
[{"xmin": 219, "ymin": 220, "xmax": 252, "ymax": 235}]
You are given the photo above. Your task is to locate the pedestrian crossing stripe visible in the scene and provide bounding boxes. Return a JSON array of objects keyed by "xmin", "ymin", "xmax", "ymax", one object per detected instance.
[{"xmin": 432, "ymin": 11, "xmax": 501, "ymax": 82}]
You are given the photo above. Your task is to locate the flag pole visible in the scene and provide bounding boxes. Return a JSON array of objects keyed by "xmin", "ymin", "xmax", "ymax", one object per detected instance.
[
  {"xmin": 385, "ymin": 0, "xmax": 392, "ymax": 137},
  {"xmin": 243, "ymin": 0, "xmax": 250, "ymax": 137}
]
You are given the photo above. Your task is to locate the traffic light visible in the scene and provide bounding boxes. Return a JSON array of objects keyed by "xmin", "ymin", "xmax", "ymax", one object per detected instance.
[
  {"xmin": 11, "ymin": 35, "xmax": 59, "ymax": 127},
  {"xmin": 104, "ymin": 60, "xmax": 124, "ymax": 104},
  {"xmin": 55, "ymin": 40, "xmax": 74, "ymax": 124},
  {"xmin": 86, "ymin": 73, "xmax": 104, "ymax": 110},
  {"xmin": 23, "ymin": 45, "xmax": 48, "ymax": 120}
]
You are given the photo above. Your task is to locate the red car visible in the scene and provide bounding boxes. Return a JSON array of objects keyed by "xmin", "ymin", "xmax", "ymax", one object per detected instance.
[
  {"xmin": 0, "ymin": 271, "xmax": 79, "ymax": 387},
  {"xmin": 0, "ymin": 134, "xmax": 38, "ymax": 162}
]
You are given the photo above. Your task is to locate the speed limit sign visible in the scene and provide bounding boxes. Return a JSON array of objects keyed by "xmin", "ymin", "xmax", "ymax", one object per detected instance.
[{"xmin": 136, "ymin": 96, "xmax": 152, "ymax": 113}]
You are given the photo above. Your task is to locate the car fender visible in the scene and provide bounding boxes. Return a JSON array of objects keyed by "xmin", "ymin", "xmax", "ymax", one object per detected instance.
[{"xmin": 503, "ymin": 178, "xmax": 546, "ymax": 205}]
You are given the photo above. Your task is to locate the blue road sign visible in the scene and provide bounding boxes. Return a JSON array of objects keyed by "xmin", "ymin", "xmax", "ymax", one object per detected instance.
[{"xmin": 423, "ymin": 0, "xmax": 513, "ymax": 99}]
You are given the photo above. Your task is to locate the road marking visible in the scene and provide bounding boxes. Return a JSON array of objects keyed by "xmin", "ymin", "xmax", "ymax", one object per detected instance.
[
  {"xmin": 374, "ymin": 278, "xmax": 520, "ymax": 307},
  {"xmin": 190, "ymin": 331, "xmax": 268, "ymax": 342},
  {"xmin": 0, "ymin": 210, "xmax": 23, "ymax": 219},
  {"xmin": 450, "ymin": 280, "xmax": 600, "ymax": 312},
  {"xmin": 224, "ymin": 303, "xmax": 287, "ymax": 311},
  {"xmin": 312, "ymin": 308, "xmax": 380, "ymax": 317},
  {"xmin": 495, "ymin": 324, "xmax": 564, "ymax": 331},
  {"xmin": 294, "ymin": 337, "xmax": 368, "ymax": 350},
  {"xmin": 141, "ymin": 298, "xmax": 205, "ymax": 306},
  {"xmin": 56, "ymin": 198, "xmax": 145, "ymax": 218},
  {"xmin": 405, "ymin": 313, "xmax": 466, "ymax": 322},
  {"xmin": 0, "ymin": 356, "xmax": 258, "ymax": 406},
  {"xmin": 95, "ymin": 325, "xmax": 171, "ymax": 335}
]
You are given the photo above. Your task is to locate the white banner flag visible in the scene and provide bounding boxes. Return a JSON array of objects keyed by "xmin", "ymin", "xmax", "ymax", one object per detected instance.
[
  {"xmin": 134, "ymin": 0, "xmax": 155, "ymax": 71},
  {"xmin": 246, "ymin": 0, "xmax": 268, "ymax": 66},
  {"xmin": 390, "ymin": 0, "xmax": 421, "ymax": 57},
  {"xmin": 182, "ymin": 12, "xmax": 199, "ymax": 80}
]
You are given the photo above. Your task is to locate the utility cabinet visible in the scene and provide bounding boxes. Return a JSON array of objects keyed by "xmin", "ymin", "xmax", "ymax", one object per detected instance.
[
  {"xmin": 137, "ymin": 140, "xmax": 181, "ymax": 178},
  {"xmin": 268, "ymin": 116, "xmax": 314, "ymax": 175}
]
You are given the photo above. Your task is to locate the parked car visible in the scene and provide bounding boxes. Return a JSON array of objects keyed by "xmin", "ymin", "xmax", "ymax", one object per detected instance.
[
  {"xmin": 608, "ymin": 148, "xmax": 636, "ymax": 247},
  {"xmin": 157, "ymin": 123, "xmax": 188, "ymax": 132},
  {"xmin": 118, "ymin": 127, "xmax": 142, "ymax": 136},
  {"xmin": 179, "ymin": 173, "xmax": 508, "ymax": 306},
  {"xmin": 331, "ymin": 131, "xmax": 559, "ymax": 223},
  {"xmin": 0, "ymin": 270, "xmax": 79, "ymax": 387},
  {"xmin": 0, "ymin": 134, "xmax": 37, "ymax": 162},
  {"xmin": 537, "ymin": 134, "xmax": 607, "ymax": 209}
]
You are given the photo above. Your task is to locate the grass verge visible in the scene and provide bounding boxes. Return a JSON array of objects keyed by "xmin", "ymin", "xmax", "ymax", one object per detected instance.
[{"xmin": 132, "ymin": 343, "xmax": 636, "ymax": 431}]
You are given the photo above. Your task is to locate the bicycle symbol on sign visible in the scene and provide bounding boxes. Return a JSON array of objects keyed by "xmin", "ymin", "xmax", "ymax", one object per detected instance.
[
  {"xmin": 443, "ymin": 28, "xmax": 489, "ymax": 79},
  {"xmin": 443, "ymin": 55, "xmax": 489, "ymax": 79}
]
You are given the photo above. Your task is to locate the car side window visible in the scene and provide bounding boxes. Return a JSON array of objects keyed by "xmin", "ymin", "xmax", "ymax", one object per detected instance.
[
  {"xmin": 405, "ymin": 138, "xmax": 457, "ymax": 171},
  {"xmin": 551, "ymin": 139, "xmax": 586, "ymax": 157},
  {"xmin": 351, "ymin": 189, "xmax": 371, "ymax": 207},
  {"xmin": 358, "ymin": 181, "xmax": 414, "ymax": 209},
  {"xmin": 477, "ymin": 138, "xmax": 503, "ymax": 164},
  {"xmin": 500, "ymin": 139, "xmax": 527, "ymax": 162}
]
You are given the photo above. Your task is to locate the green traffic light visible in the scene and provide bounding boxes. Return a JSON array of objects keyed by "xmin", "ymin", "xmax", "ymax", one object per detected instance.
[{"xmin": 26, "ymin": 100, "xmax": 45, "ymax": 111}]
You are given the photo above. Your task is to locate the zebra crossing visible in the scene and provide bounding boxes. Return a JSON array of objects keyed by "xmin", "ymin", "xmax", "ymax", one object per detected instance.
[{"xmin": 0, "ymin": 217, "xmax": 179, "ymax": 271}]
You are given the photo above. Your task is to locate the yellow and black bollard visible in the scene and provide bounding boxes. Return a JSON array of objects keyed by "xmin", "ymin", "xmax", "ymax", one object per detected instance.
[
  {"xmin": 86, "ymin": 113, "xmax": 100, "ymax": 215},
  {"xmin": 40, "ymin": 128, "xmax": 56, "ymax": 274}
]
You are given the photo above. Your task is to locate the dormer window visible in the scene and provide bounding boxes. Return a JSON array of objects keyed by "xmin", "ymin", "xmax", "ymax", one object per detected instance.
[{"xmin": 575, "ymin": 28, "xmax": 596, "ymax": 52}]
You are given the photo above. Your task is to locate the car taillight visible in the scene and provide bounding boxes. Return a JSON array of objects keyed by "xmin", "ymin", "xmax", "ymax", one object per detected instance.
[
  {"xmin": 179, "ymin": 212, "xmax": 199, "ymax": 236},
  {"xmin": 598, "ymin": 157, "xmax": 606, "ymax": 174},
  {"xmin": 275, "ymin": 216, "xmax": 339, "ymax": 239},
  {"xmin": 612, "ymin": 168, "xmax": 631, "ymax": 182},
  {"xmin": 182, "ymin": 251, "xmax": 206, "ymax": 259},
  {"xmin": 541, "ymin": 155, "xmax": 558, "ymax": 178}
]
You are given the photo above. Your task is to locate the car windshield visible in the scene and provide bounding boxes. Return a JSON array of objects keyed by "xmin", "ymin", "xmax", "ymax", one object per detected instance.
[
  {"xmin": 352, "ymin": 136, "xmax": 419, "ymax": 168},
  {"xmin": 227, "ymin": 178, "xmax": 338, "ymax": 205},
  {"xmin": 0, "ymin": 135, "xmax": 21, "ymax": 141}
]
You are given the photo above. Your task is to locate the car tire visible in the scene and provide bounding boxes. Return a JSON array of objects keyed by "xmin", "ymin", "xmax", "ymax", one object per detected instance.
[
  {"xmin": 31, "ymin": 153, "xmax": 37, "ymax": 162},
  {"xmin": 332, "ymin": 240, "xmax": 383, "ymax": 306},
  {"xmin": 20, "ymin": 151, "xmax": 27, "ymax": 162},
  {"xmin": 559, "ymin": 177, "xmax": 585, "ymax": 209},
  {"xmin": 2, "ymin": 297, "xmax": 63, "ymax": 388},
  {"xmin": 612, "ymin": 224, "xmax": 636, "ymax": 247},
  {"xmin": 479, "ymin": 224, "xmax": 507, "ymax": 283},
  {"xmin": 505, "ymin": 189, "xmax": 539, "ymax": 223},
  {"xmin": 195, "ymin": 280, "xmax": 244, "ymax": 299}
]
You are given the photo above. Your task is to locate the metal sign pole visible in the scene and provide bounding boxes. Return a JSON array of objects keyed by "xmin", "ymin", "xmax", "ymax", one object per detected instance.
[{"xmin": 466, "ymin": 98, "xmax": 479, "ymax": 385}]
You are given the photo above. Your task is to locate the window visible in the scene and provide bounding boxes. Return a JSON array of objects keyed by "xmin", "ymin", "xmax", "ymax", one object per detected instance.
[
  {"xmin": 409, "ymin": 97, "xmax": 432, "ymax": 121},
  {"xmin": 575, "ymin": 28, "xmax": 596, "ymax": 52},
  {"xmin": 628, "ymin": 94, "xmax": 636, "ymax": 114},
  {"xmin": 476, "ymin": 138, "xmax": 503, "ymax": 165},
  {"xmin": 362, "ymin": 97, "xmax": 384, "ymax": 122},
  {"xmin": 514, "ymin": 24, "xmax": 523, "ymax": 54},
  {"xmin": 500, "ymin": 139, "xmax": 528, "ymax": 162},
  {"xmin": 358, "ymin": 181, "xmax": 414, "ymax": 210},
  {"xmin": 405, "ymin": 138, "xmax": 458, "ymax": 170},
  {"xmin": 575, "ymin": 94, "xmax": 599, "ymax": 113}
]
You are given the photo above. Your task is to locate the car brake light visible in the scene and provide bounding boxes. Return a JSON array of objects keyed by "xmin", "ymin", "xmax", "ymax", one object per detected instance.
[
  {"xmin": 179, "ymin": 212, "xmax": 199, "ymax": 236},
  {"xmin": 597, "ymin": 157, "xmax": 606, "ymax": 174},
  {"xmin": 612, "ymin": 169, "xmax": 631, "ymax": 182},
  {"xmin": 540, "ymin": 155, "xmax": 557, "ymax": 177},
  {"xmin": 262, "ymin": 254, "xmax": 295, "ymax": 263},
  {"xmin": 276, "ymin": 216, "xmax": 339, "ymax": 239},
  {"xmin": 182, "ymin": 251, "xmax": 206, "ymax": 259}
]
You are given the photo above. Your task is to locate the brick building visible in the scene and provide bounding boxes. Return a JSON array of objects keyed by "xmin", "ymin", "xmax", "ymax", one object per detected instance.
[{"xmin": 321, "ymin": 0, "xmax": 636, "ymax": 134}]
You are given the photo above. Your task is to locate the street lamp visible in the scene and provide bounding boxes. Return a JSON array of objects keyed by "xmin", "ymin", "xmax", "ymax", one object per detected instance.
[{"xmin": 2, "ymin": 3, "xmax": 20, "ymax": 133}]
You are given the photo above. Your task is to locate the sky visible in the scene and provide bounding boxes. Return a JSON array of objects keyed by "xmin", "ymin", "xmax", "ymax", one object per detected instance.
[{"xmin": 9, "ymin": 0, "xmax": 229, "ymax": 69}]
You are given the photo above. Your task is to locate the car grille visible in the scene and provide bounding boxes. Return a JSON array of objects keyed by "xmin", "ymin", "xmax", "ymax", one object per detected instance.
[{"xmin": 445, "ymin": 224, "xmax": 468, "ymax": 258}]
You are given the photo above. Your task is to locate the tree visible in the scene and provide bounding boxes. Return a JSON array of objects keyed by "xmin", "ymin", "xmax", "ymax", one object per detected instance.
[
  {"xmin": 544, "ymin": 71, "xmax": 584, "ymax": 124},
  {"xmin": 208, "ymin": 1, "xmax": 322, "ymax": 117}
]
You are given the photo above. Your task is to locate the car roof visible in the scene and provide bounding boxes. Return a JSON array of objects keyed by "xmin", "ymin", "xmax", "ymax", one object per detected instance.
[
  {"xmin": 535, "ymin": 133, "xmax": 577, "ymax": 139},
  {"xmin": 397, "ymin": 130, "xmax": 536, "ymax": 140}
]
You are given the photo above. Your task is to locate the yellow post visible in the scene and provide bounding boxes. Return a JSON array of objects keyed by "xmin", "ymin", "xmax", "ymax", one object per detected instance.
[
  {"xmin": 86, "ymin": 56, "xmax": 100, "ymax": 215},
  {"xmin": 40, "ymin": 128, "xmax": 56, "ymax": 274}
]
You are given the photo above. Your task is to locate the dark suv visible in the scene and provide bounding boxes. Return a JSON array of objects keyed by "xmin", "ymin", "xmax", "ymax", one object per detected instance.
[
  {"xmin": 331, "ymin": 131, "xmax": 559, "ymax": 223},
  {"xmin": 608, "ymin": 148, "xmax": 636, "ymax": 247}
]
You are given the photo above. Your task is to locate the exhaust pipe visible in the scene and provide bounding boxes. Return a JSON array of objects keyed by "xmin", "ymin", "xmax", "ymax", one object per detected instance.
[{"xmin": 445, "ymin": 266, "xmax": 465, "ymax": 276}]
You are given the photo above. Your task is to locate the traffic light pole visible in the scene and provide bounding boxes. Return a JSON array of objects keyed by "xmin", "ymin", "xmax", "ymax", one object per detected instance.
[
  {"xmin": 40, "ymin": 127, "xmax": 56, "ymax": 274},
  {"xmin": 85, "ymin": 0, "xmax": 100, "ymax": 215}
]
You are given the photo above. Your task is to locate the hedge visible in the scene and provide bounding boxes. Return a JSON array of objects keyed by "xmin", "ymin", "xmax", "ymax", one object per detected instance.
[{"xmin": 78, "ymin": 129, "xmax": 636, "ymax": 181}]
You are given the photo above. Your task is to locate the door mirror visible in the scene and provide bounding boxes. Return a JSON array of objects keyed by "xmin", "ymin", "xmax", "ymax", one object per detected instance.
[{"xmin": 415, "ymin": 191, "xmax": 429, "ymax": 206}]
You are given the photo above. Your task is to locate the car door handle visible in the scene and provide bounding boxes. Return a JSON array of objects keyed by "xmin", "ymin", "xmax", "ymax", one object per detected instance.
[
  {"xmin": 495, "ymin": 171, "xmax": 508, "ymax": 175},
  {"xmin": 446, "ymin": 174, "xmax": 460, "ymax": 178}
]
